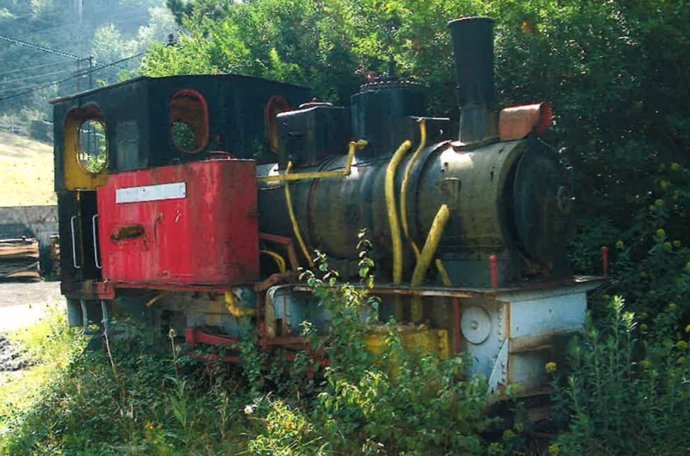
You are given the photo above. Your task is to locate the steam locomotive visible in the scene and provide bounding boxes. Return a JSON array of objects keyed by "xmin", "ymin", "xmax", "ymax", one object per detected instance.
[{"xmin": 53, "ymin": 17, "xmax": 598, "ymax": 396}]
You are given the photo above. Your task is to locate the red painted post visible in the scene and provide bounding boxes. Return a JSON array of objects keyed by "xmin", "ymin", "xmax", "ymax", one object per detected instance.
[
  {"xmin": 489, "ymin": 255, "xmax": 498, "ymax": 289},
  {"xmin": 601, "ymin": 246, "xmax": 609, "ymax": 276}
]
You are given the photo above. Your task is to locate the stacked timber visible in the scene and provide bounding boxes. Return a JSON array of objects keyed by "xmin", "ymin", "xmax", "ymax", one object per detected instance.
[
  {"xmin": 49, "ymin": 235, "xmax": 60, "ymax": 276},
  {"xmin": 0, "ymin": 237, "xmax": 41, "ymax": 282}
]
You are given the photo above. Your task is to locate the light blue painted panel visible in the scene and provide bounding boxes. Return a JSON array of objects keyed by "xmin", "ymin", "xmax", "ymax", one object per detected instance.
[{"xmin": 509, "ymin": 292, "xmax": 586, "ymax": 338}]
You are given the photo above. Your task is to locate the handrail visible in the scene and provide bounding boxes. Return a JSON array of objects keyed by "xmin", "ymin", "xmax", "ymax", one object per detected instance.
[{"xmin": 70, "ymin": 216, "xmax": 81, "ymax": 270}]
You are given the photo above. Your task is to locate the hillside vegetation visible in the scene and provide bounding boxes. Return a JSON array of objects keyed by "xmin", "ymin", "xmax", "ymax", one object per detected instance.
[{"xmin": 0, "ymin": 131, "xmax": 54, "ymax": 206}]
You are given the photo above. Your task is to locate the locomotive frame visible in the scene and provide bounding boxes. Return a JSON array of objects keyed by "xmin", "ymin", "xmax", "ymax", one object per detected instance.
[{"xmin": 53, "ymin": 17, "xmax": 600, "ymax": 399}]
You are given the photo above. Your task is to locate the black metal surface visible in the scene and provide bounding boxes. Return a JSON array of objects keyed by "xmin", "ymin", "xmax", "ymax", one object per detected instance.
[
  {"xmin": 350, "ymin": 80, "xmax": 426, "ymax": 156},
  {"xmin": 277, "ymin": 103, "xmax": 351, "ymax": 167},
  {"xmin": 52, "ymin": 75, "xmax": 311, "ymax": 189},
  {"xmin": 512, "ymin": 143, "xmax": 572, "ymax": 264},
  {"xmin": 448, "ymin": 17, "xmax": 497, "ymax": 144}
]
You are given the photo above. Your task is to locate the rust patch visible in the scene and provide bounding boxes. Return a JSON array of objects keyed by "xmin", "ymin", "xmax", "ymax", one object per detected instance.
[
  {"xmin": 111, "ymin": 224, "xmax": 145, "ymax": 241},
  {"xmin": 499, "ymin": 103, "xmax": 552, "ymax": 141}
]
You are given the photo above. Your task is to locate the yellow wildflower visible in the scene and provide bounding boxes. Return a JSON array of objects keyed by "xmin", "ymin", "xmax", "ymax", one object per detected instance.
[
  {"xmin": 655, "ymin": 199, "xmax": 665, "ymax": 207},
  {"xmin": 548, "ymin": 444, "xmax": 561, "ymax": 456},
  {"xmin": 668, "ymin": 302, "xmax": 678, "ymax": 311},
  {"xmin": 677, "ymin": 340, "xmax": 688, "ymax": 351},
  {"xmin": 664, "ymin": 242, "xmax": 673, "ymax": 252},
  {"xmin": 673, "ymin": 240, "xmax": 682, "ymax": 248},
  {"xmin": 615, "ymin": 240, "xmax": 625, "ymax": 250},
  {"xmin": 545, "ymin": 361, "xmax": 557, "ymax": 374},
  {"xmin": 656, "ymin": 228, "xmax": 666, "ymax": 238},
  {"xmin": 671, "ymin": 162, "xmax": 681, "ymax": 171},
  {"xmin": 660, "ymin": 179, "xmax": 670, "ymax": 189},
  {"xmin": 640, "ymin": 359, "xmax": 651, "ymax": 369}
]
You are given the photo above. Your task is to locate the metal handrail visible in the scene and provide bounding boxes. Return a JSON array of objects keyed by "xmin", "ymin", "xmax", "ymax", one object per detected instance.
[{"xmin": 70, "ymin": 216, "xmax": 81, "ymax": 269}]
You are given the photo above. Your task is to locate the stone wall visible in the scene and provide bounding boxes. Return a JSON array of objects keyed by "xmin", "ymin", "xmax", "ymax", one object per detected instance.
[{"xmin": 0, "ymin": 205, "xmax": 58, "ymax": 245}]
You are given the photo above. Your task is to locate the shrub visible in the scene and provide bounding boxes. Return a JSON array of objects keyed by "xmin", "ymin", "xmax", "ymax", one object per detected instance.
[{"xmin": 551, "ymin": 296, "xmax": 690, "ymax": 456}]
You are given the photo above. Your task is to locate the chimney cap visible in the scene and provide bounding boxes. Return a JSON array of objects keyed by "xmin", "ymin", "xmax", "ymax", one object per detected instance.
[{"xmin": 447, "ymin": 16, "xmax": 494, "ymax": 27}]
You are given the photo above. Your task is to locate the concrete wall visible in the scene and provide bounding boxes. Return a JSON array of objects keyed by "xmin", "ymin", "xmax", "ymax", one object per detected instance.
[{"xmin": 0, "ymin": 205, "xmax": 58, "ymax": 245}]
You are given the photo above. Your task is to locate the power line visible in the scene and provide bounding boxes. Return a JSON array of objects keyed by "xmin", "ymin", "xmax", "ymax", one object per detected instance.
[
  {"xmin": 0, "ymin": 60, "xmax": 66, "ymax": 78},
  {"xmin": 0, "ymin": 67, "xmax": 74, "ymax": 87},
  {"xmin": 0, "ymin": 52, "xmax": 145, "ymax": 104},
  {"xmin": 0, "ymin": 33, "xmax": 81, "ymax": 60}
]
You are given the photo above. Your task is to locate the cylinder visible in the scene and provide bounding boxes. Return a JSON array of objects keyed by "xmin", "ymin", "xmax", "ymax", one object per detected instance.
[{"xmin": 448, "ymin": 16, "xmax": 497, "ymax": 144}]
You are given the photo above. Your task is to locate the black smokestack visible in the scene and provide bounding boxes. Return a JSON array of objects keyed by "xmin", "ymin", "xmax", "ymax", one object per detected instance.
[{"xmin": 448, "ymin": 16, "xmax": 497, "ymax": 144}]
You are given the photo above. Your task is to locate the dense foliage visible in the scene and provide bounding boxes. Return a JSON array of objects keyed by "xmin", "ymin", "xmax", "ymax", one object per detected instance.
[
  {"xmin": 0, "ymin": 0, "xmax": 174, "ymax": 121},
  {"xmin": 551, "ymin": 297, "xmax": 690, "ymax": 456}
]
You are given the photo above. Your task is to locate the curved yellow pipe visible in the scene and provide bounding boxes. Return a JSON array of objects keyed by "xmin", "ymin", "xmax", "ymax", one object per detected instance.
[
  {"xmin": 258, "ymin": 140, "xmax": 368, "ymax": 183},
  {"xmin": 400, "ymin": 118, "xmax": 427, "ymax": 259},
  {"xmin": 260, "ymin": 249, "xmax": 287, "ymax": 273},
  {"xmin": 410, "ymin": 204, "xmax": 450, "ymax": 323},
  {"xmin": 283, "ymin": 161, "xmax": 314, "ymax": 267},
  {"xmin": 435, "ymin": 258, "xmax": 453, "ymax": 286},
  {"xmin": 224, "ymin": 290, "xmax": 256, "ymax": 318},
  {"xmin": 385, "ymin": 140, "xmax": 413, "ymax": 285}
]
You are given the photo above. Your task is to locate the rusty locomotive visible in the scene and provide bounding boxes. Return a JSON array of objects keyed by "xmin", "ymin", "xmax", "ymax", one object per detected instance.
[{"xmin": 54, "ymin": 17, "xmax": 598, "ymax": 396}]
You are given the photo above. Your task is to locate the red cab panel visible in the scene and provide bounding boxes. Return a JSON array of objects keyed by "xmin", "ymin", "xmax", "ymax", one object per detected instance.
[{"xmin": 97, "ymin": 160, "xmax": 258, "ymax": 286}]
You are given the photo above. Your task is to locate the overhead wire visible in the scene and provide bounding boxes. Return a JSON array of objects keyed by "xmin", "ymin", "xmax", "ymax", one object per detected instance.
[
  {"xmin": 0, "ymin": 60, "xmax": 68, "ymax": 78},
  {"xmin": 0, "ymin": 67, "xmax": 75, "ymax": 86},
  {"xmin": 0, "ymin": 52, "xmax": 145, "ymax": 104},
  {"xmin": 0, "ymin": 33, "xmax": 81, "ymax": 60}
]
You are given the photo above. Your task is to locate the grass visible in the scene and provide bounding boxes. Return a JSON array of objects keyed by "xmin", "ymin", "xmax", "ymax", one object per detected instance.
[
  {"xmin": 0, "ymin": 130, "xmax": 55, "ymax": 207},
  {"xmin": 0, "ymin": 303, "xmax": 84, "ymax": 440},
  {"xmin": 0, "ymin": 313, "xmax": 255, "ymax": 456}
]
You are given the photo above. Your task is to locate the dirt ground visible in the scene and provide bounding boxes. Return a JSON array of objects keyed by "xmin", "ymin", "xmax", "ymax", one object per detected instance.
[
  {"xmin": 0, "ymin": 281, "xmax": 63, "ymax": 376},
  {"xmin": 0, "ymin": 281, "xmax": 63, "ymax": 333}
]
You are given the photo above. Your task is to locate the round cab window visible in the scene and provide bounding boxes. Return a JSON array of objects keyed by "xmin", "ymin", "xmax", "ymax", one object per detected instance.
[
  {"xmin": 170, "ymin": 90, "xmax": 209, "ymax": 154},
  {"xmin": 78, "ymin": 120, "xmax": 107, "ymax": 174}
]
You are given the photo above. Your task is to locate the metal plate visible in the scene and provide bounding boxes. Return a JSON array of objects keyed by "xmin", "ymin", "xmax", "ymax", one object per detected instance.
[
  {"xmin": 116, "ymin": 182, "xmax": 186, "ymax": 204},
  {"xmin": 461, "ymin": 305, "xmax": 492, "ymax": 345},
  {"xmin": 512, "ymin": 144, "xmax": 572, "ymax": 262}
]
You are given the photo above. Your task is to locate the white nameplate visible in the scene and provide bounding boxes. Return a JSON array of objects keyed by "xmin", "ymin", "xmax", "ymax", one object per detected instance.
[{"xmin": 116, "ymin": 182, "xmax": 187, "ymax": 204}]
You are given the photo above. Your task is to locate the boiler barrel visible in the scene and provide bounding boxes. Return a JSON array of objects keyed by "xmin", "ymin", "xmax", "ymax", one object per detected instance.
[{"xmin": 257, "ymin": 139, "xmax": 571, "ymax": 280}]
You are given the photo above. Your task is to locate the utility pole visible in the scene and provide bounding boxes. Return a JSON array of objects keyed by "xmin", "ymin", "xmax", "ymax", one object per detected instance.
[
  {"xmin": 75, "ymin": 0, "xmax": 83, "ymax": 25},
  {"xmin": 87, "ymin": 56, "xmax": 93, "ymax": 90}
]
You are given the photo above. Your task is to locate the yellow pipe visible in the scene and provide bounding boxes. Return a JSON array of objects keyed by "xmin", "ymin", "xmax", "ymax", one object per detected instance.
[
  {"xmin": 224, "ymin": 290, "xmax": 256, "ymax": 318},
  {"xmin": 258, "ymin": 140, "xmax": 368, "ymax": 183},
  {"xmin": 435, "ymin": 258, "xmax": 453, "ymax": 286},
  {"xmin": 283, "ymin": 161, "xmax": 314, "ymax": 267},
  {"xmin": 260, "ymin": 249, "xmax": 287, "ymax": 273},
  {"xmin": 400, "ymin": 118, "xmax": 427, "ymax": 260},
  {"xmin": 386, "ymin": 140, "xmax": 413, "ymax": 285},
  {"xmin": 385, "ymin": 140, "xmax": 413, "ymax": 321},
  {"xmin": 145, "ymin": 292, "xmax": 168, "ymax": 308},
  {"xmin": 410, "ymin": 204, "xmax": 451, "ymax": 323}
]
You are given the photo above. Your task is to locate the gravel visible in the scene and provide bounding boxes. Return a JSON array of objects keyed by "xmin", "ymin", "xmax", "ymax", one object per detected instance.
[{"xmin": 0, "ymin": 335, "xmax": 29, "ymax": 372}]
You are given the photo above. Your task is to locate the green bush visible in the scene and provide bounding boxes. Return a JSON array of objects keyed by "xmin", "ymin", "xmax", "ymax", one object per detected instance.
[{"xmin": 551, "ymin": 296, "xmax": 690, "ymax": 456}]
